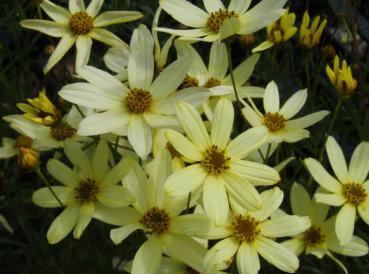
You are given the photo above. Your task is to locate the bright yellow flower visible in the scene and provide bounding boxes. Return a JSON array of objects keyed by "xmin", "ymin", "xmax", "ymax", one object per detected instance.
[
  {"xmin": 20, "ymin": 0, "xmax": 142, "ymax": 73},
  {"xmin": 299, "ymin": 10, "xmax": 327, "ymax": 49},
  {"xmin": 17, "ymin": 89, "xmax": 61, "ymax": 126},
  {"xmin": 326, "ymin": 55, "xmax": 357, "ymax": 95},
  {"xmin": 17, "ymin": 147, "xmax": 39, "ymax": 170},
  {"xmin": 252, "ymin": 10, "xmax": 297, "ymax": 52}
]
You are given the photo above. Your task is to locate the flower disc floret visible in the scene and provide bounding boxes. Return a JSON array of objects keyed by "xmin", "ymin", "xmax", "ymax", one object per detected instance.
[
  {"xmin": 232, "ymin": 215, "xmax": 260, "ymax": 243},
  {"xmin": 139, "ymin": 207, "xmax": 170, "ymax": 234},
  {"xmin": 206, "ymin": 9, "xmax": 239, "ymax": 32},
  {"xmin": 75, "ymin": 178, "xmax": 98, "ymax": 204},
  {"xmin": 264, "ymin": 112, "xmax": 285, "ymax": 132},
  {"xmin": 125, "ymin": 88, "xmax": 153, "ymax": 113},
  {"xmin": 180, "ymin": 75, "xmax": 199, "ymax": 89},
  {"xmin": 204, "ymin": 77, "xmax": 221, "ymax": 88},
  {"xmin": 69, "ymin": 11, "xmax": 94, "ymax": 35},
  {"xmin": 50, "ymin": 124, "xmax": 76, "ymax": 141},
  {"xmin": 303, "ymin": 226, "xmax": 325, "ymax": 246},
  {"xmin": 202, "ymin": 145, "xmax": 230, "ymax": 175},
  {"xmin": 343, "ymin": 183, "xmax": 367, "ymax": 206}
]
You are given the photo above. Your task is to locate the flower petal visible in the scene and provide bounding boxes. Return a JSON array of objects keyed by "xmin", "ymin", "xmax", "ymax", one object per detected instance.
[
  {"xmin": 328, "ymin": 235, "xmax": 368, "ymax": 257},
  {"xmin": 86, "ymin": 0, "xmax": 104, "ymax": 18},
  {"xmin": 260, "ymin": 215, "xmax": 311, "ymax": 237},
  {"xmin": 336, "ymin": 203, "xmax": 356, "ymax": 244},
  {"xmin": 175, "ymin": 41, "xmax": 207, "ymax": 75},
  {"xmin": 110, "ymin": 223, "xmax": 145, "ymax": 244},
  {"xmin": 32, "ymin": 186, "xmax": 74, "ymax": 208},
  {"xmin": 132, "ymin": 236, "xmax": 163, "ymax": 274},
  {"xmin": 290, "ymin": 183, "xmax": 313, "ymax": 218},
  {"xmin": 165, "ymin": 129, "xmax": 203, "ymax": 162},
  {"xmin": 128, "ymin": 116, "xmax": 152, "ymax": 160},
  {"xmin": 92, "ymin": 140, "xmax": 109, "ymax": 181},
  {"xmin": 93, "ymin": 11, "xmax": 143, "ymax": 27},
  {"xmin": 349, "ymin": 141, "xmax": 369, "ymax": 183},
  {"xmin": 211, "ymin": 98, "xmax": 234, "ymax": 149},
  {"xmin": 41, "ymin": 0, "xmax": 71, "ymax": 23},
  {"xmin": 155, "ymin": 27, "xmax": 211, "ymax": 38},
  {"xmin": 203, "ymin": 176, "xmax": 229, "ymax": 225},
  {"xmin": 64, "ymin": 139, "xmax": 92, "ymax": 174},
  {"xmin": 101, "ymin": 157, "xmax": 135, "ymax": 186},
  {"xmin": 223, "ymin": 54, "xmax": 260, "ymax": 86},
  {"xmin": 208, "ymin": 42, "xmax": 228, "ymax": 79},
  {"xmin": 47, "ymin": 204, "xmax": 79, "ymax": 244},
  {"xmin": 89, "ymin": 28, "xmax": 128, "ymax": 47},
  {"xmin": 47, "ymin": 159, "xmax": 79, "ymax": 187},
  {"xmin": 19, "ymin": 20, "xmax": 69, "ymax": 37},
  {"xmin": 281, "ymin": 238, "xmax": 305, "ymax": 256},
  {"xmin": 263, "ymin": 81, "xmax": 280, "ymax": 113},
  {"xmin": 165, "ymin": 164, "xmax": 206, "ymax": 196},
  {"xmin": 160, "ymin": 0, "xmax": 209, "ymax": 28},
  {"xmin": 237, "ymin": 242, "xmax": 260, "ymax": 274},
  {"xmin": 203, "ymin": 0, "xmax": 225, "ymax": 12},
  {"xmin": 98, "ymin": 185, "xmax": 134, "ymax": 207},
  {"xmin": 326, "ymin": 136, "xmax": 349, "ymax": 182},
  {"xmin": 314, "ymin": 192, "xmax": 345, "ymax": 206},
  {"xmin": 285, "ymin": 110, "xmax": 329, "ymax": 128},
  {"xmin": 279, "ymin": 89, "xmax": 307, "ymax": 119},
  {"xmin": 73, "ymin": 202, "xmax": 94, "ymax": 239},
  {"xmin": 304, "ymin": 158, "xmax": 341, "ymax": 192},
  {"xmin": 241, "ymin": 103, "xmax": 263, "ymax": 127},
  {"xmin": 255, "ymin": 236, "xmax": 299, "ymax": 273},
  {"xmin": 75, "ymin": 35, "xmax": 92, "ymax": 70},
  {"xmin": 94, "ymin": 205, "xmax": 140, "ymax": 226},
  {"xmin": 69, "ymin": 0, "xmax": 85, "ymax": 13},
  {"xmin": 43, "ymin": 33, "xmax": 77, "ymax": 73}
]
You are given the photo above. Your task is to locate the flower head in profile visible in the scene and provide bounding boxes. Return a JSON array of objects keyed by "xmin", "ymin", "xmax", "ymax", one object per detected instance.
[
  {"xmin": 164, "ymin": 98, "xmax": 280, "ymax": 225},
  {"xmin": 326, "ymin": 55, "xmax": 357, "ymax": 96},
  {"xmin": 20, "ymin": 0, "xmax": 142, "ymax": 73},
  {"xmin": 59, "ymin": 25, "xmax": 208, "ymax": 159},
  {"xmin": 282, "ymin": 183, "xmax": 368, "ymax": 273},
  {"xmin": 16, "ymin": 89, "xmax": 61, "ymax": 126},
  {"xmin": 32, "ymin": 140, "xmax": 134, "ymax": 244},
  {"xmin": 299, "ymin": 10, "xmax": 327, "ymax": 49},
  {"xmin": 109, "ymin": 151, "xmax": 214, "ymax": 274},
  {"xmin": 242, "ymin": 81, "xmax": 329, "ymax": 144},
  {"xmin": 304, "ymin": 136, "xmax": 369, "ymax": 244},
  {"xmin": 157, "ymin": 0, "xmax": 287, "ymax": 42},
  {"xmin": 252, "ymin": 9, "xmax": 297, "ymax": 53},
  {"xmin": 204, "ymin": 187, "xmax": 311, "ymax": 274}
]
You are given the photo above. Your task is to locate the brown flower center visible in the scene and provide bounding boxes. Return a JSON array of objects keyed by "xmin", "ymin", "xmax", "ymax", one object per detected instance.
[
  {"xmin": 203, "ymin": 77, "xmax": 221, "ymax": 88},
  {"xmin": 343, "ymin": 183, "xmax": 367, "ymax": 206},
  {"xmin": 268, "ymin": 23, "xmax": 285, "ymax": 43},
  {"xmin": 15, "ymin": 135, "xmax": 33, "ymax": 148},
  {"xmin": 75, "ymin": 178, "xmax": 99, "ymax": 204},
  {"xmin": 202, "ymin": 145, "xmax": 230, "ymax": 175},
  {"xmin": 139, "ymin": 207, "xmax": 170, "ymax": 234},
  {"xmin": 207, "ymin": 9, "xmax": 239, "ymax": 32},
  {"xmin": 69, "ymin": 11, "xmax": 93, "ymax": 35},
  {"xmin": 125, "ymin": 89, "xmax": 153, "ymax": 113},
  {"xmin": 232, "ymin": 215, "xmax": 260, "ymax": 243},
  {"xmin": 303, "ymin": 226, "xmax": 325, "ymax": 246},
  {"xmin": 179, "ymin": 75, "xmax": 199, "ymax": 89},
  {"xmin": 50, "ymin": 124, "xmax": 76, "ymax": 141},
  {"xmin": 264, "ymin": 112, "xmax": 285, "ymax": 132}
]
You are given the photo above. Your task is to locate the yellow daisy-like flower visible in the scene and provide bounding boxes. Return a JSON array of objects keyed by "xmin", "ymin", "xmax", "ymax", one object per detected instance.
[
  {"xmin": 282, "ymin": 183, "xmax": 368, "ymax": 271},
  {"xmin": 156, "ymin": 0, "xmax": 287, "ymax": 42},
  {"xmin": 164, "ymin": 98, "xmax": 280, "ymax": 225},
  {"xmin": 59, "ymin": 25, "xmax": 208, "ymax": 159},
  {"xmin": 109, "ymin": 151, "xmax": 215, "ymax": 274},
  {"xmin": 299, "ymin": 10, "xmax": 327, "ymax": 49},
  {"xmin": 326, "ymin": 55, "xmax": 357, "ymax": 95},
  {"xmin": 242, "ymin": 81, "xmax": 329, "ymax": 144},
  {"xmin": 204, "ymin": 187, "xmax": 311, "ymax": 274},
  {"xmin": 252, "ymin": 10, "xmax": 297, "ymax": 53},
  {"xmin": 304, "ymin": 136, "xmax": 369, "ymax": 245},
  {"xmin": 20, "ymin": 0, "xmax": 142, "ymax": 73},
  {"xmin": 16, "ymin": 89, "xmax": 61, "ymax": 126},
  {"xmin": 32, "ymin": 140, "xmax": 134, "ymax": 244}
]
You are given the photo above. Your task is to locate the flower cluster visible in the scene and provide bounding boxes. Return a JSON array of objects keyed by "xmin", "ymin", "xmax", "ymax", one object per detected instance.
[{"xmin": 0, "ymin": 0, "xmax": 366, "ymax": 273}]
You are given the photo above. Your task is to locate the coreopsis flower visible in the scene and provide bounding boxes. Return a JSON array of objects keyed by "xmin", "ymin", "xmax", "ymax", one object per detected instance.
[
  {"xmin": 326, "ymin": 55, "xmax": 357, "ymax": 95},
  {"xmin": 304, "ymin": 136, "xmax": 369, "ymax": 244},
  {"xmin": 157, "ymin": 0, "xmax": 287, "ymax": 41},
  {"xmin": 241, "ymin": 81, "xmax": 329, "ymax": 144},
  {"xmin": 32, "ymin": 140, "xmax": 134, "ymax": 244},
  {"xmin": 59, "ymin": 25, "xmax": 208, "ymax": 159},
  {"xmin": 282, "ymin": 183, "xmax": 368, "ymax": 273},
  {"xmin": 164, "ymin": 98, "xmax": 280, "ymax": 225},
  {"xmin": 204, "ymin": 187, "xmax": 311, "ymax": 274},
  {"xmin": 176, "ymin": 41, "xmax": 264, "ymax": 99},
  {"xmin": 252, "ymin": 10, "xmax": 297, "ymax": 53},
  {"xmin": 17, "ymin": 89, "xmax": 61, "ymax": 126},
  {"xmin": 299, "ymin": 10, "xmax": 327, "ymax": 49},
  {"xmin": 20, "ymin": 0, "xmax": 143, "ymax": 73},
  {"xmin": 3, "ymin": 106, "xmax": 88, "ymax": 149},
  {"xmin": 104, "ymin": 8, "xmax": 174, "ymax": 80},
  {"xmin": 109, "ymin": 151, "xmax": 217, "ymax": 274}
]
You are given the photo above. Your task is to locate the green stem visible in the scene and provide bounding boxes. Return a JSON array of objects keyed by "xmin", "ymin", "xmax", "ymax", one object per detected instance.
[
  {"xmin": 225, "ymin": 41, "xmax": 241, "ymax": 111},
  {"xmin": 35, "ymin": 167, "xmax": 63, "ymax": 207}
]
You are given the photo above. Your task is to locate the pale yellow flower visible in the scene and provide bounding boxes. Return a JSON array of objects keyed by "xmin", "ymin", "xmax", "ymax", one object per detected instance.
[
  {"xmin": 20, "ymin": 0, "xmax": 142, "ymax": 73},
  {"xmin": 305, "ymin": 136, "xmax": 369, "ymax": 244}
]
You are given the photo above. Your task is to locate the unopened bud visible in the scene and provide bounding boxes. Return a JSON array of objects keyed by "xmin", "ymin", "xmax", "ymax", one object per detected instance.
[{"xmin": 17, "ymin": 148, "xmax": 39, "ymax": 170}]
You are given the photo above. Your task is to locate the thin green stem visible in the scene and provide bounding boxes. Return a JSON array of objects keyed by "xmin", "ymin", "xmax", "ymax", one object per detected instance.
[
  {"xmin": 225, "ymin": 41, "xmax": 241, "ymax": 111},
  {"xmin": 35, "ymin": 167, "xmax": 63, "ymax": 207}
]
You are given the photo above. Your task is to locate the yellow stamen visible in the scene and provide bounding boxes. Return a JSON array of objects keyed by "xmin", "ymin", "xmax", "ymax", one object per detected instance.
[
  {"xmin": 202, "ymin": 145, "xmax": 230, "ymax": 175},
  {"xmin": 125, "ymin": 89, "xmax": 153, "ymax": 113},
  {"xmin": 264, "ymin": 112, "xmax": 285, "ymax": 132},
  {"xmin": 69, "ymin": 11, "xmax": 94, "ymax": 35},
  {"xmin": 207, "ymin": 9, "xmax": 239, "ymax": 32},
  {"xmin": 232, "ymin": 215, "xmax": 260, "ymax": 243},
  {"xmin": 343, "ymin": 183, "xmax": 367, "ymax": 206}
]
